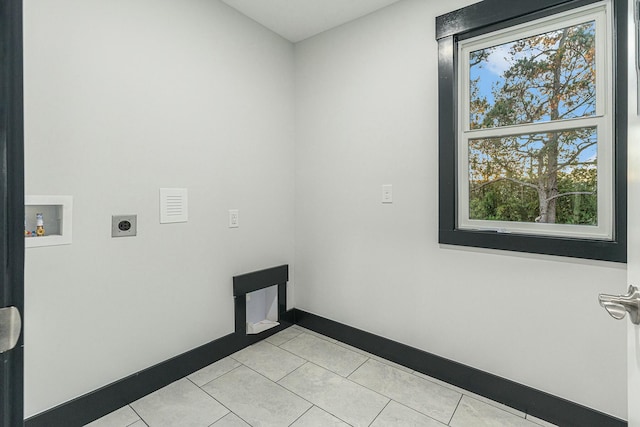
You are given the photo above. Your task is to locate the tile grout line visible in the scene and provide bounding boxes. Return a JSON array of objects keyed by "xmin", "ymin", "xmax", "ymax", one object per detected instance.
[
  {"xmin": 193, "ymin": 363, "xmax": 259, "ymax": 427},
  {"xmin": 195, "ymin": 363, "xmax": 245, "ymax": 389},
  {"xmin": 366, "ymin": 399, "xmax": 392, "ymax": 427},
  {"xmin": 332, "ymin": 339, "xmax": 416, "ymax": 375},
  {"xmin": 275, "ymin": 359, "xmax": 310, "ymax": 385},
  {"xmin": 194, "ymin": 374, "xmax": 252, "ymax": 427},
  {"xmin": 345, "ymin": 355, "xmax": 372, "ymax": 378},
  {"xmin": 233, "ymin": 360, "xmax": 326, "ymax": 421},
  {"xmin": 181, "ymin": 376, "xmax": 235, "ymax": 426},
  {"xmin": 345, "ymin": 358, "xmax": 461, "ymax": 425},
  {"xmin": 272, "ymin": 335, "xmax": 315, "ymax": 362},
  {"xmin": 319, "ymin": 329, "xmax": 530, "ymax": 421},
  {"xmin": 277, "ymin": 360, "xmax": 366, "ymax": 426},
  {"xmin": 280, "ymin": 333, "xmax": 371, "ymax": 378},
  {"xmin": 232, "ymin": 340, "xmax": 307, "ymax": 382},
  {"xmin": 526, "ymin": 415, "xmax": 558, "ymax": 427},
  {"xmin": 292, "ymin": 360, "xmax": 395, "ymax": 424},
  {"xmin": 266, "ymin": 328, "xmax": 304, "ymax": 347},
  {"xmin": 369, "ymin": 354, "xmax": 527, "ymax": 419},
  {"xmin": 295, "ymin": 328, "xmax": 338, "ymax": 344},
  {"xmin": 281, "ymin": 336, "xmax": 461, "ymax": 426},
  {"xmin": 126, "ymin": 404, "xmax": 146, "ymax": 427},
  {"xmin": 225, "ymin": 362, "xmax": 296, "ymax": 392},
  {"xmin": 214, "ymin": 333, "xmax": 518, "ymax": 426},
  {"xmin": 460, "ymin": 394, "xmax": 533, "ymax": 423},
  {"xmin": 447, "ymin": 394, "xmax": 464, "ymax": 426},
  {"xmin": 286, "ymin": 405, "xmax": 314, "ymax": 427},
  {"xmin": 222, "ymin": 410, "xmax": 253, "ymax": 427}
]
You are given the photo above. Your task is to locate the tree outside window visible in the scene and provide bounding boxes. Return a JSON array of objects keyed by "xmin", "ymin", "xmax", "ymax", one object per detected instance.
[{"xmin": 457, "ymin": 4, "xmax": 613, "ymax": 240}]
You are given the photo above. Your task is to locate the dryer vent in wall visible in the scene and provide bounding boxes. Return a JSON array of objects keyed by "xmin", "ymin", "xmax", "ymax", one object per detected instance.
[
  {"xmin": 246, "ymin": 285, "xmax": 279, "ymax": 334},
  {"xmin": 233, "ymin": 265, "xmax": 289, "ymax": 336},
  {"xmin": 160, "ymin": 188, "xmax": 188, "ymax": 224}
]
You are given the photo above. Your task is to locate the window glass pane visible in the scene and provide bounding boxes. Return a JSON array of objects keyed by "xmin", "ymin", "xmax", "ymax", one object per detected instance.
[
  {"xmin": 468, "ymin": 127, "xmax": 597, "ymax": 225},
  {"xmin": 469, "ymin": 21, "xmax": 596, "ymax": 129}
]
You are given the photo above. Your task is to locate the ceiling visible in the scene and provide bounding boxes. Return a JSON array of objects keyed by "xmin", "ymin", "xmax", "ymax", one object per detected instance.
[{"xmin": 220, "ymin": 0, "xmax": 402, "ymax": 43}]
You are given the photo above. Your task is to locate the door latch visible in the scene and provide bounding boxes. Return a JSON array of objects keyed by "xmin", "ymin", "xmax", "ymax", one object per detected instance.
[
  {"xmin": 0, "ymin": 306, "xmax": 22, "ymax": 353},
  {"xmin": 599, "ymin": 285, "xmax": 640, "ymax": 325}
]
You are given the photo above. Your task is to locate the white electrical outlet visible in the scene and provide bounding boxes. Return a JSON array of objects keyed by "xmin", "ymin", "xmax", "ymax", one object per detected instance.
[{"xmin": 229, "ymin": 209, "xmax": 239, "ymax": 228}]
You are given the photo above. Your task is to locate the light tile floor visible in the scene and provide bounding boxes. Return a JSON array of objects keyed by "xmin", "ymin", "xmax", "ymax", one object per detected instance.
[{"xmin": 85, "ymin": 326, "xmax": 558, "ymax": 427}]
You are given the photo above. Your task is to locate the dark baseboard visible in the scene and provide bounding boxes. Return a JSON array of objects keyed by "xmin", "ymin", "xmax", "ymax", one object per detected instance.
[
  {"xmin": 25, "ymin": 308, "xmax": 626, "ymax": 427},
  {"xmin": 24, "ymin": 319, "xmax": 294, "ymax": 427},
  {"xmin": 293, "ymin": 309, "xmax": 626, "ymax": 427}
]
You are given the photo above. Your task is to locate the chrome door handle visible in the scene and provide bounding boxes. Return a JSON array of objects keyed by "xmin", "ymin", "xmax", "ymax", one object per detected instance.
[
  {"xmin": 0, "ymin": 306, "xmax": 21, "ymax": 353},
  {"xmin": 599, "ymin": 285, "xmax": 640, "ymax": 325}
]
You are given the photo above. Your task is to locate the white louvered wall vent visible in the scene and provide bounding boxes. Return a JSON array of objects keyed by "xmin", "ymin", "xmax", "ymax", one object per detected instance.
[{"xmin": 160, "ymin": 188, "xmax": 188, "ymax": 224}]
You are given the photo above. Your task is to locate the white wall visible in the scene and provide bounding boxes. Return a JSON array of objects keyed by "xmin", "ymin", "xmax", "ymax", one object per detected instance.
[
  {"xmin": 23, "ymin": 0, "xmax": 629, "ymax": 420},
  {"xmin": 23, "ymin": 0, "xmax": 295, "ymax": 417},
  {"xmin": 294, "ymin": 0, "xmax": 628, "ymax": 419}
]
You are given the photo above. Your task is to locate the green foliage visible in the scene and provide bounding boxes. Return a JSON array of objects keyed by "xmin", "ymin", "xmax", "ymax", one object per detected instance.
[
  {"xmin": 469, "ymin": 180, "xmax": 538, "ymax": 222},
  {"xmin": 467, "ymin": 20, "xmax": 598, "ymax": 225},
  {"xmin": 469, "ymin": 167, "xmax": 597, "ymax": 224},
  {"xmin": 554, "ymin": 168, "xmax": 598, "ymax": 225}
]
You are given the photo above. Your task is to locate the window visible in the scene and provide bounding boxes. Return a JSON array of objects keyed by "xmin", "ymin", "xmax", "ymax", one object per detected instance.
[
  {"xmin": 460, "ymin": 4, "xmax": 611, "ymax": 239},
  {"xmin": 436, "ymin": 0, "xmax": 627, "ymax": 262}
]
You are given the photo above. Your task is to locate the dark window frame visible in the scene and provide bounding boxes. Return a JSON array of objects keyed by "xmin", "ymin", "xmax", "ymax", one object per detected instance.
[{"xmin": 436, "ymin": 0, "xmax": 627, "ymax": 262}]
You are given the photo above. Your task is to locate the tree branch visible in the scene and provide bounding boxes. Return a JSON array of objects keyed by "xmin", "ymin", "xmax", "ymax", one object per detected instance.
[
  {"xmin": 471, "ymin": 176, "xmax": 538, "ymax": 191},
  {"xmin": 546, "ymin": 191, "xmax": 593, "ymax": 202},
  {"xmin": 553, "ymin": 140, "xmax": 597, "ymax": 172}
]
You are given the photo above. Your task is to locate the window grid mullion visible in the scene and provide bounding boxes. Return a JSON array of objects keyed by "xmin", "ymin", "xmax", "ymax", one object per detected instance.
[{"xmin": 462, "ymin": 116, "xmax": 606, "ymax": 140}]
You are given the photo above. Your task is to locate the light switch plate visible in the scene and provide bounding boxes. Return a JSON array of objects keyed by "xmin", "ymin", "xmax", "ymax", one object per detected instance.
[
  {"xmin": 382, "ymin": 184, "xmax": 393, "ymax": 204},
  {"xmin": 229, "ymin": 209, "xmax": 239, "ymax": 228}
]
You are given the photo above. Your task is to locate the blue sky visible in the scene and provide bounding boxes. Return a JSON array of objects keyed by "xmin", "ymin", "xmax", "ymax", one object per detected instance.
[
  {"xmin": 468, "ymin": 21, "xmax": 596, "ymax": 127},
  {"xmin": 468, "ymin": 22, "xmax": 597, "ymax": 166}
]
